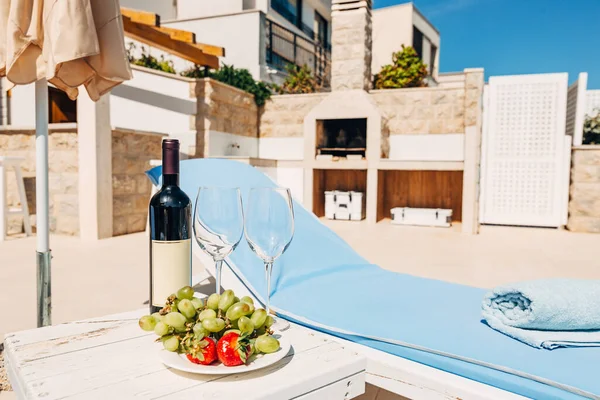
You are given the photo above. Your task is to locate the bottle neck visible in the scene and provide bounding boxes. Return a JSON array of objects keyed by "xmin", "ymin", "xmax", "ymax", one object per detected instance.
[
  {"xmin": 162, "ymin": 144, "xmax": 179, "ymax": 187},
  {"xmin": 162, "ymin": 173, "xmax": 179, "ymax": 187}
]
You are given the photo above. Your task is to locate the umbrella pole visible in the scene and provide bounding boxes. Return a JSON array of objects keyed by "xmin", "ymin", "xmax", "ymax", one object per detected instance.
[{"xmin": 35, "ymin": 79, "xmax": 51, "ymax": 327}]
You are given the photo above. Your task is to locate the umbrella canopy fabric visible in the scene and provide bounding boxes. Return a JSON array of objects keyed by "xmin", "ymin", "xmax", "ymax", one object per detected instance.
[{"xmin": 0, "ymin": 0, "xmax": 132, "ymax": 100}]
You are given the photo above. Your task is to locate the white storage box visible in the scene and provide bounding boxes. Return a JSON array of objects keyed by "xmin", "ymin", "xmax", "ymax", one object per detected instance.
[
  {"xmin": 325, "ymin": 191, "xmax": 365, "ymax": 221},
  {"xmin": 391, "ymin": 207, "xmax": 452, "ymax": 227}
]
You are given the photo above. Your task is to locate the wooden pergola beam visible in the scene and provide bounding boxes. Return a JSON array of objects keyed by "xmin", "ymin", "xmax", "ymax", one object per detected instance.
[
  {"xmin": 122, "ymin": 16, "xmax": 219, "ymax": 69},
  {"xmin": 121, "ymin": 8, "xmax": 160, "ymax": 27},
  {"xmin": 121, "ymin": 8, "xmax": 225, "ymax": 59}
]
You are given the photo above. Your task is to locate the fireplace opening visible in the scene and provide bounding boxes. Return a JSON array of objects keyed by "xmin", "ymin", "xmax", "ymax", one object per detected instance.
[{"xmin": 316, "ymin": 118, "xmax": 367, "ymax": 160}]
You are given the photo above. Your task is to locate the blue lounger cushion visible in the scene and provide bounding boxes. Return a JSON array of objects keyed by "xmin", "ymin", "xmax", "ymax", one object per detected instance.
[{"xmin": 147, "ymin": 159, "xmax": 600, "ymax": 400}]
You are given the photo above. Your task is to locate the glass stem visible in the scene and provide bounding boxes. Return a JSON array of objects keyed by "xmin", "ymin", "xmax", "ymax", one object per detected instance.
[
  {"xmin": 265, "ymin": 261, "xmax": 273, "ymax": 314},
  {"xmin": 215, "ymin": 259, "xmax": 223, "ymax": 294}
]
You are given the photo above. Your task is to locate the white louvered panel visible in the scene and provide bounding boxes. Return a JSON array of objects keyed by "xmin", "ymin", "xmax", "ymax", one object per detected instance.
[
  {"xmin": 586, "ymin": 90, "xmax": 600, "ymax": 117},
  {"xmin": 480, "ymin": 73, "xmax": 568, "ymax": 227}
]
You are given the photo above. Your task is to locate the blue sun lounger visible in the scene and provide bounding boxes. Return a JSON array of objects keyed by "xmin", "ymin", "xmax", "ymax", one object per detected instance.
[{"xmin": 147, "ymin": 159, "xmax": 600, "ymax": 400}]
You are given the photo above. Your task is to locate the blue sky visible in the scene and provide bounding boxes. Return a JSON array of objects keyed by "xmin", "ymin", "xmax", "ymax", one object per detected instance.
[{"xmin": 373, "ymin": 0, "xmax": 600, "ymax": 88}]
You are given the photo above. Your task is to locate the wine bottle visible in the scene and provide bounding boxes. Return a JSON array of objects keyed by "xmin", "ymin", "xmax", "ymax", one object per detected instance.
[{"xmin": 149, "ymin": 139, "xmax": 192, "ymax": 313}]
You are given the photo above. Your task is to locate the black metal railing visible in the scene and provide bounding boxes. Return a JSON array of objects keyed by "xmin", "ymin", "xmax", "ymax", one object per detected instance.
[{"xmin": 266, "ymin": 19, "xmax": 330, "ymax": 85}]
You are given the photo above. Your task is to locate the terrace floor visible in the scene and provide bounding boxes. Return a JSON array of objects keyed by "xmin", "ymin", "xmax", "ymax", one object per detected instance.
[
  {"xmin": 2, "ymin": 220, "xmax": 599, "ymax": 340},
  {"xmin": 1, "ymin": 221, "xmax": 599, "ymax": 399}
]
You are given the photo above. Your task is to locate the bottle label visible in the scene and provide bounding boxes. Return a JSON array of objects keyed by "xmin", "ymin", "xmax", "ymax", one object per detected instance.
[{"xmin": 151, "ymin": 239, "xmax": 191, "ymax": 307}]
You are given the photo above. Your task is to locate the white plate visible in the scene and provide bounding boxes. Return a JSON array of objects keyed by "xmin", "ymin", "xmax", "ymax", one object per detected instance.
[{"xmin": 159, "ymin": 335, "xmax": 292, "ymax": 375}]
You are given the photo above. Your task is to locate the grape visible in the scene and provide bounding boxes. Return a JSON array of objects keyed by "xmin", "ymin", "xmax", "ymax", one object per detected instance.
[
  {"xmin": 234, "ymin": 296, "xmax": 240, "ymax": 303},
  {"xmin": 250, "ymin": 309, "xmax": 267, "ymax": 329},
  {"xmin": 223, "ymin": 329, "xmax": 241, "ymax": 336},
  {"xmin": 178, "ymin": 299, "xmax": 196, "ymax": 319},
  {"xmin": 191, "ymin": 298, "xmax": 204, "ymax": 310},
  {"xmin": 176, "ymin": 286, "xmax": 195, "ymax": 300},
  {"xmin": 151, "ymin": 312, "xmax": 163, "ymax": 322},
  {"xmin": 154, "ymin": 321, "xmax": 170, "ymax": 336},
  {"xmin": 193, "ymin": 323, "xmax": 208, "ymax": 339},
  {"xmin": 225, "ymin": 302, "xmax": 250, "ymax": 321},
  {"xmin": 202, "ymin": 317, "xmax": 226, "ymax": 333},
  {"xmin": 164, "ymin": 312, "xmax": 187, "ymax": 330},
  {"xmin": 138, "ymin": 315, "xmax": 156, "ymax": 331},
  {"xmin": 207, "ymin": 293, "xmax": 220, "ymax": 310},
  {"xmin": 171, "ymin": 299, "xmax": 179, "ymax": 312},
  {"xmin": 265, "ymin": 315, "xmax": 275, "ymax": 328},
  {"xmin": 218, "ymin": 290, "xmax": 235, "ymax": 311},
  {"xmin": 241, "ymin": 296, "xmax": 254, "ymax": 305},
  {"xmin": 255, "ymin": 326, "xmax": 267, "ymax": 336},
  {"xmin": 198, "ymin": 309, "xmax": 217, "ymax": 321},
  {"xmin": 163, "ymin": 336, "xmax": 179, "ymax": 352},
  {"xmin": 238, "ymin": 316, "xmax": 254, "ymax": 334},
  {"xmin": 255, "ymin": 335, "xmax": 280, "ymax": 353},
  {"xmin": 245, "ymin": 302, "xmax": 255, "ymax": 315},
  {"xmin": 230, "ymin": 319, "xmax": 239, "ymax": 329}
]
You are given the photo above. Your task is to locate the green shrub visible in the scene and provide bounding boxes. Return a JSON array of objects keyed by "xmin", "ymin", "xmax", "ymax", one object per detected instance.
[
  {"xmin": 273, "ymin": 64, "xmax": 320, "ymax": 94},
  {"xmin": 373, "ymin": 45, "xmax": 428, "ymax": 89},
  {"xmin": 583, "ymin": 110, "xmax": 600, "ymax": 145},
  {"xmin": 181, "ymin": 64, "xmax": 271, "ymax": 106},
  {"xmin": 127, "ymin": 43, "xmax": 176, "ymax": 74}
]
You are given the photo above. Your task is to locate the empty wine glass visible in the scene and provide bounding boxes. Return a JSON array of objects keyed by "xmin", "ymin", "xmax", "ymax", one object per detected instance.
[
  {"xmin": 244, "ymin": 187, "xmax": 295, "ymax": 331},
  {"xmin": 194, "ymin": 187, "xmax": 244, "ymax": 294}
]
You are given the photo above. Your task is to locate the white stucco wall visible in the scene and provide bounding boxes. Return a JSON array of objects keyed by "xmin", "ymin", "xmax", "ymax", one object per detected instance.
[
  {"xmin": 120, "ymin": 0, "xmax": 177, "ymax": 20},
  {"xmin": 8, "ymin": 82, "xmax": 36, "ymax": 127},
  {"xmin": 259, "ymin": 137, "xmax": 304, "ymax": 160},
  {"xmin": 388, "ymin": 134, "xmax": 465, "ymax": 161},
  {"xmin": 109, "ymin": 66, "xmax": 197, "ymax": 154},
  {"xmin": 163, "ymin": 11, "xmax": 264, "ymax": 80},
  {"xmin": 371, "ymin": 3, "xmax": 440, "ymax": 78},
  {"xmin": 371, "ymin": 4, "xmax": 413, "ymax": 75},
  {"xmin": 208, "ymin": 131, "xmax": 259, "ymax": 157},
  {"xmin": 176, "ymin": 0, "xmax": 244, "ymax": 19},
  {"xmin": 275, "ymin": 167, "xmax": 304, "ymax": 202}
]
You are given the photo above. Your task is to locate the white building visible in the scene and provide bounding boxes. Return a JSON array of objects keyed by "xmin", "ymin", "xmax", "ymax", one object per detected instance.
[
  {"xmin": 372, "ymin": 3, "xmax": 440, "ymax": 80},
  {"xmin": 120, "ymin": 0, "xmax": 333, "ymax": 84}
]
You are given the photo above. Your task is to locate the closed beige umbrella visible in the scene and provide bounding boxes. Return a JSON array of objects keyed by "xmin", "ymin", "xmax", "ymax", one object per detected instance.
[
  {"xmin": 1, "ymin": 0, "xmax": 132, "ymax": 99},
  {"xmin": 0, "ymin": 0, "xmax": 132, "ymax": 327}
]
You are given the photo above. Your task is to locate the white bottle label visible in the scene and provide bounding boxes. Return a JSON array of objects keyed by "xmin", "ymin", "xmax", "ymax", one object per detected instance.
[{"xmin": 151, "ymin": 239, "xmax": 192, "ymax": 307}]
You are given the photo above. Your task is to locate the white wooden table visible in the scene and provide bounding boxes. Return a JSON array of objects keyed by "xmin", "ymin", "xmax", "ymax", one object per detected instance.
[{"xmin": 4, "ymin": 310, "xmax": 366, "ymax": 400}]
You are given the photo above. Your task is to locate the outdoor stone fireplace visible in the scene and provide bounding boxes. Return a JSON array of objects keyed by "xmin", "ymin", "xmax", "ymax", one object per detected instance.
[{"xmin": 316, "ymin": 118, "xmax": 367, "ymax": 159}]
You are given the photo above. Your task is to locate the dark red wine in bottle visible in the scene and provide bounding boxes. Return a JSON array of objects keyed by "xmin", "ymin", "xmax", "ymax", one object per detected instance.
[{"xmin": 148, "ymin": 139, "xmax": 192, "ymax": 313}]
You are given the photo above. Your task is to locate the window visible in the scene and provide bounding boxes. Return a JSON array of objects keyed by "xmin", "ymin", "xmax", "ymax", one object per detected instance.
[
  {"xmin": 412, "ymin": 26, "xmax": 423, "ymax": 59},
  {"xmin": 314, "ymin": 11, "xmax": 328, "ymax": 48},
  {"xmin": 271, "ymin": 0, "xmax": 302, "ymax": 28},
  {"xmin": 48, "ymin": 87, "xmax": 77, "ymax": 124},
  {"xmin": 430, "ymin": 44, "xmax": 437, "ymax": 75}
]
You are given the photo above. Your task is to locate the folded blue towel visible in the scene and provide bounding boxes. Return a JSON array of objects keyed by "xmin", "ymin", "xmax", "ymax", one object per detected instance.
[{"xmin": 482, "ymin": 279, "xmax": 600, "ymax": 349}]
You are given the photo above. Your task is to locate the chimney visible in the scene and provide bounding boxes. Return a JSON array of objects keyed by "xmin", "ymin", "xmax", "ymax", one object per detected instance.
[{"xmin": 331, "ymin": 0, "xmax": 373, "ymax": 91}]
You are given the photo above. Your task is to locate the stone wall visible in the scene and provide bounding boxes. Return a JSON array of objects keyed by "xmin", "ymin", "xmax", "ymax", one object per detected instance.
[
  {"xmin": 0, "ymin": 125, "xmax": 79, "ymax": 235},
  {"xmin": 192, "ymin": 78, "xmax": 258, "ymax": 157},
  {"xmin": 331, "ymin": 1, "xmax": 373, "ymax": 91},
  {"xmin": 259, "ymin": 93, "xmax": 328, "ymax": 138},
  {"xmin": 112, "ymin": 129, "xmax": 164, "ymax": 236},
  {"xmin": 567, "ymin": 146, "xmax": 600, "ymax": 233},
  {"xmin": 370, "ymin": 87, "xmax": 466, "ymax": 135}
]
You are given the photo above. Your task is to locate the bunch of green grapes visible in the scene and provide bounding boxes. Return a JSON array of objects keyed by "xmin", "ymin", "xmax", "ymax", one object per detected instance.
[{"xmin": 139, "ymin": 286, "xmax": 280, "ymax": 356}]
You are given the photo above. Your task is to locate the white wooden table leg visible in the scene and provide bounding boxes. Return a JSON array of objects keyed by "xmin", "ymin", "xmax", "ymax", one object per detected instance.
[
  {"xmin": 0, "ymin": 164, "xmax": 6, "ymax": 242},
  {"xmin": 14, "ymin": 166, "xmax": 32, "ymax": 236}
]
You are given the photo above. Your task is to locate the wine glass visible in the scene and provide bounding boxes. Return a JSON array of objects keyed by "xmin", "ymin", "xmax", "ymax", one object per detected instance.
[
  {"xmin": 193, "ymin": 187, "xmax": 244, "ymax": 294},
  {"xmin": 244, "ymin": 188, "xmax": 295, "ymax": 331}
]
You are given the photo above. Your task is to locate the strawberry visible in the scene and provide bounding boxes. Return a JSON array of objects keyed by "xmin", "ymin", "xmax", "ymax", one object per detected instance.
[
  {"xmin": 217, "ymin": 332, "xmax": 252, "ymax": 366},
  {"xmin": 185, "ymin": 337, "xmax": 217, "ymax": 365}
]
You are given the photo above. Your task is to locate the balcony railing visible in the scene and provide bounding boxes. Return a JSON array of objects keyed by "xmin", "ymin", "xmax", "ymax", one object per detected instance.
[
  {"xmin": 266, "ymin": 19, "xmax": 330, "ymax": 85},
  {"xmin": 270, "ymin": 0, "xmax": 317, "ymax": 44}
]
